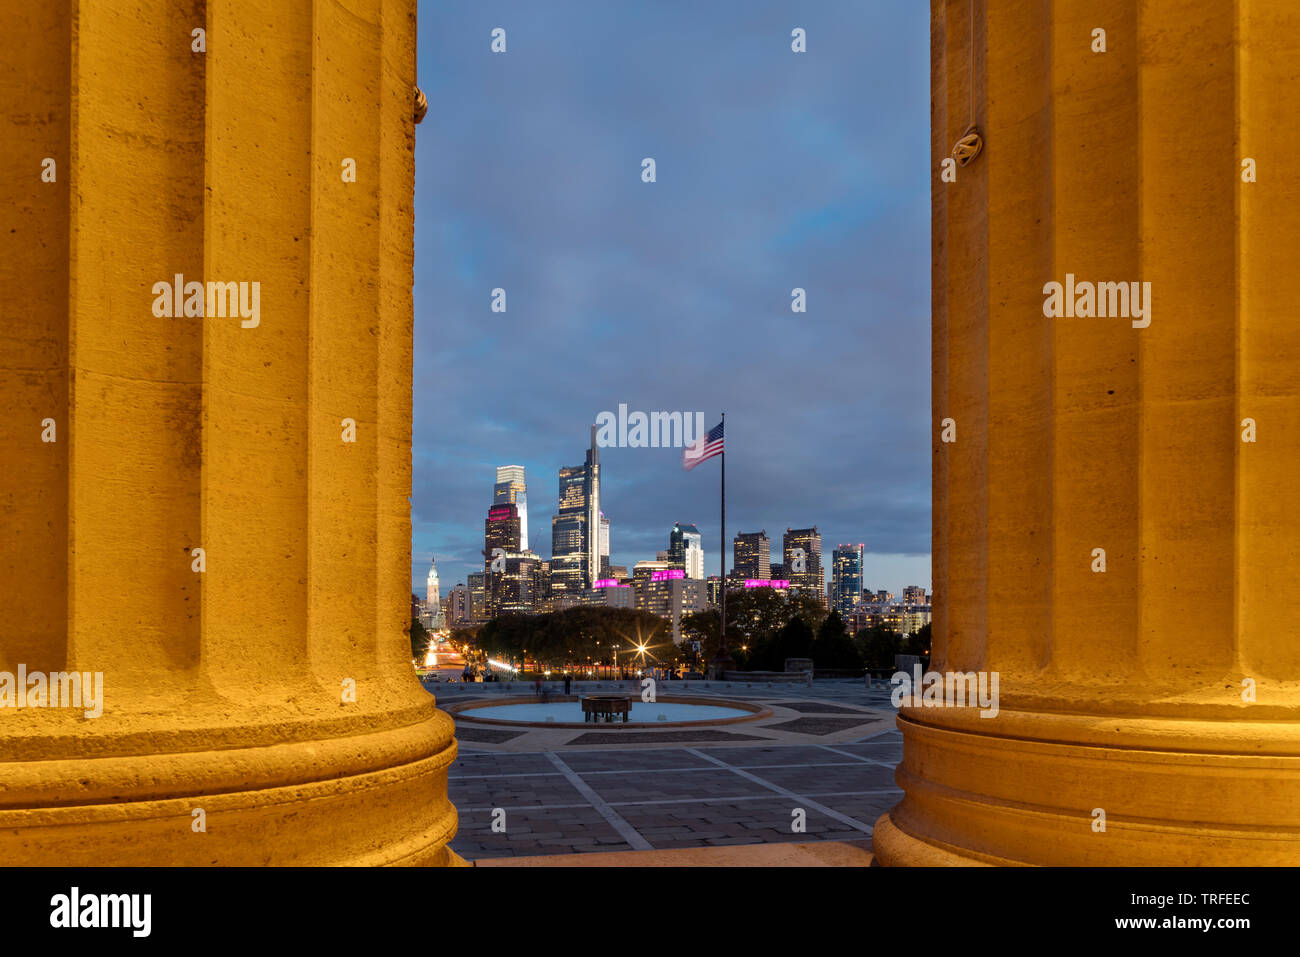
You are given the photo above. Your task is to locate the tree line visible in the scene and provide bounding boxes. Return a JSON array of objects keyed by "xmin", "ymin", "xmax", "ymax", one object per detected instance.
[
  {"xmin": 412, "ymin": 587, "xmax": 931, "ymax": 673},
  {"xmin": 474, "ymin": 606, "xmax": 671, "ymax": 669},
  {"xmin": 679, "ymin": 589, "xmax": 930, "ymax": 672}
]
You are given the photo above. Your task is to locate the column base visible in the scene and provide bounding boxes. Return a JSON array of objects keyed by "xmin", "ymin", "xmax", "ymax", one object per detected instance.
[
  {"xmin": 872, "ymin": 708, "xmax": 1300, "ymax": 866},
  {"xmin": 0, "ymin": 710, "xmax": 459, "ymax": 866},
  {"xmin": 871, "ymin": 813, "xmax": 1001, "ymax": 866}
]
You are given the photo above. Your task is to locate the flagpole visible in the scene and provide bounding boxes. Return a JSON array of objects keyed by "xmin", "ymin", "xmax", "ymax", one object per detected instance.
[{"xmin": 712, "ymin": 412, "xmax": 733, "ymax": 679}]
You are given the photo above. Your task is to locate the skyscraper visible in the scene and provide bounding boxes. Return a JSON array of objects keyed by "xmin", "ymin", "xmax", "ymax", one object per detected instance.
[
  {"xmin": 784, "ymin": 526, "xmax": 824, "ymax": 605},
  {"xmin": 484, "ymin": 502, "xmax": 522, "ymax": 616},
  {"xmin": 448, "ymin": 583, "xmax": 471, "ymax": 625},
  {"xmin": 599, "ymin": 512, "xmax": 610, "ymax": 580},
  {"xmin": 494, "ymin": 553, "xmax": 539, "ymax": 615},
  {"xmin": 832, "ymin": 544, "xmax": 865, "ymax": 619},
  {"xmin": 733, "ymin": 530, "xmax": 771, "ymax": 580},
  {"xmin": 550, "ymin": 426, "xmax": 601, "ymax": 595},
  {"xmin": 668, "ymin": 522, "xmax": 704, "ymax": 580},
  {"xmin": 484, "ymin": 502, "xmax": 521, "ymax": 557},
  {"xmin": 532, "ymin": 560, "xmax": 552, "ymax": 611},
  {"xmin": 493, "ymin": 465, "xmax": 528, "ymax": 551},
  {"xmin": 466, "ymin": 572, "xmax": 486, "ymax": 622},
  {"xmin": 706, "ymin": 575, "xmax": 723, "ymax": 606}
]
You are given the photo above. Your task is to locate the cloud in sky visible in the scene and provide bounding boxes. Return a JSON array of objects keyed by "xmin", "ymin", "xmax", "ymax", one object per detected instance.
[{"xmin": 413, "ymin": 0, "xmax": 930, "ymax": 597}]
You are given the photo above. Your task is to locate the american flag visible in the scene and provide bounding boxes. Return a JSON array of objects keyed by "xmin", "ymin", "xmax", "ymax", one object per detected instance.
[{"xmin": 683, "ymin": 420, "xmax": 724, "ymax": 471}]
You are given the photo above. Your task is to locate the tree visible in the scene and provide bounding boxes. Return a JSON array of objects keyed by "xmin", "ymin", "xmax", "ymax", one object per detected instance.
[
  {"xmin": 812, "ymin": 610, "xmax": 861, "ymax": 669},
  {"xmin": 474, "ymin": 606, "xmax": 670, "ymax": 672},
  {"xmin": 723, "ymin": 586, "xmax": 790, "ymax": 648},
  {"xmin": 903, "ymin": 622, "xmax": 932, "ymax": 660},
  {"xmin": 787, "ymin": 590, "xmax": 829, "ymax": 633},
  {"xmin": 451, "ymin": 624, "xmax": 480, "ymax": 646},
  {"xmin": 410, "ymin": 616, "xmax": 430, "ymax": 662},
  {"xmin": 679, "ymin": 608, "xmax": 719, "ymax": 668},
  {"xmin": 749, "ymin": 615, "xmax": 815, "ymax": 671},
  {"xmin": 689, "ymin": 588, "xmax": 848, "ymax": 672},
  {"xmin": 856, "ymin": 623, "xmax": 903, "ymax": 670}
]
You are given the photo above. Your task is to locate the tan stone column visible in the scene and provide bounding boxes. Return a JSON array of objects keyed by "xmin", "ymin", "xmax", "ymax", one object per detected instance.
[
  {"xmin": 0, "ymin": 0, "xmax": 460, "ymax": 865},
  {"xmin": 874, "ymin": 0, "xmax": 1300, "ymax": 865}
]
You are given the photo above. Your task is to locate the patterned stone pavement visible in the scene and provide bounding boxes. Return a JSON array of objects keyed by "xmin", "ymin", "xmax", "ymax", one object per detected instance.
[
  {"xmin": 429, "ymin": 676, "xmax": 899, "ymax": 752},
  {"xmin": 431, "ymin": 678, "xmax": 904, "ymax": 861}
]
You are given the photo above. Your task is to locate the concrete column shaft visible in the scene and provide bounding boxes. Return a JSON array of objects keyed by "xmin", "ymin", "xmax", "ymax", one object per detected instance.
[
  {"xmin": 876, "ymin": 0, "xmax": 1300, "ymax": 866},
  {"xmin": 0, "ymin": 0, "xmax": 458, "ymax": 866}
]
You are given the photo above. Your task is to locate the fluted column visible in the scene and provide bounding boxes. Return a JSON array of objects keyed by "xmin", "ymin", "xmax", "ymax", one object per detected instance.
[
  {"xmin": 0, "ymin": 0, "xmax": 459, "ymax": 865},
  {"xmin": 874, "ymin": 0, "xmax": 1300, "ymax": 865}
]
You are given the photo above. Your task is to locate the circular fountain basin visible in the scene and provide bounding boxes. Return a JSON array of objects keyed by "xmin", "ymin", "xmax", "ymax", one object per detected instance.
[{"xmin": 443, "ymin": 694, "xmax": 769, "ymax": 729}]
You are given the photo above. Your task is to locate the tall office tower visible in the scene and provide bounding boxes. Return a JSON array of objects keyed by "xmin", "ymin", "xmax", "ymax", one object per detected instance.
[
  {"xmin": 732, "ymin": 530, "xmax": 771, "ymax": 580},
  {"xmin": 902, "ymin": 585, "xmax": 928, "ymax": 605},
  {"xmin": 668, "ymin": 522, "xmax": 704, "ymax": 580},
  {"xmin": 532, "ymin": 560, "xmax": 552, "ymax": 611},
  {"xmin": 466, "ymin": 572, "xmax": 486, "ymax": 621},
  {"xmin": 550, "ymin": 468, "xmax": 586, "ymax": 596},
  {"xmin": 493, "ymin": 465, "xmax": 528, "ymax": 551},
  {"xmin": 832, "ymin": 544, "xmax": 865, "ymax": 619},
  {"xmin": 550, "ymin": 426, "xmax": 601, "ymax": 595},
  {"xmin": 706, "ymin": 576, "xmax": 723, "ymax": 606},
  {"xmin": 599, "ymin": 512, "xmax": 610, "ymax": 579},
  {"xmin": 494, "ymin": 553, "xmax": 539, "ymax": 615},
  {"xmin": 484, "ymin": 503, "xmax": 521, "ymax": 562},
  {"xmin": 449, "ymin": 583, "xmax": 471, "ymax": 625},
  {"xmin": 484, "ymin": 502, "xmax": 522, "ymax": 616},
  {"xmin": 784, "ymin": 527, "xmax": 824, "ymax": 605}
]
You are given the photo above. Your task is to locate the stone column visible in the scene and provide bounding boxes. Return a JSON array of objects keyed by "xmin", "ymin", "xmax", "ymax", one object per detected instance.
[
  {"xmin": 0, "ymin": 0, "xmax": 460, "ymax": 865},
  {"xmin": 874, "ymin": 0, "xmax": 1300, "ymax": 865}
]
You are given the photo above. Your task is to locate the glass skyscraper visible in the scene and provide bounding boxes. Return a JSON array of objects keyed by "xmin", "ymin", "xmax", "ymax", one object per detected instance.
[
  {"xmin": 550, "ymin": 426, "xmax": 601, "ymax": 595},
  {"xmin": 598, "ymin": 512, "xmax": 610, "ymax": 580},
  {"xmin": 493, "ymin": 465, "xmax": 528, "ymax": 552},
  {"xmin": 832, "ymin": 544, "xmax": 865, "ymax": 618},
  {"xmin": 484, "ymin": 502, "xmax": 522, "ymax": 616},
  {"xmin": 668, "ymin": 522, "xmax": 704, "ymax": 580}
]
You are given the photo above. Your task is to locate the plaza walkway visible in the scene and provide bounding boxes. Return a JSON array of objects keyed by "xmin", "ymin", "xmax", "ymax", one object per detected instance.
[{"xmin": 427, "ymin": 678, "xmax": 902, "ymax": 860}]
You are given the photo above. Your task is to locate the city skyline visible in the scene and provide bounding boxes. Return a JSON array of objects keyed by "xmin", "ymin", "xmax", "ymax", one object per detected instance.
[
  {"xmin": 410, "ymin": 0, "xmax": 930, "ymax": 597},
  {"xmin": 416, "ymin": 424, "xmax": 928, "ymax": 599}
]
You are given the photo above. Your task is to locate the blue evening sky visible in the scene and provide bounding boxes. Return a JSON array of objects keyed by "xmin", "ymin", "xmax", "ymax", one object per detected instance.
[{"xmin": 412, "ymin": 0, "xmax": 930, "ymax": 598}]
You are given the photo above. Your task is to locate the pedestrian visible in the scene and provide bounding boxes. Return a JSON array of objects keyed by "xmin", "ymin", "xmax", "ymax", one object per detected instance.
[
  {"xmin": 564, "ymin": 673, "xmax": 572, "ymax": 695},
  {"xmin": 534, "ymin": 675, "xmax": 542, "ymax": 696}
]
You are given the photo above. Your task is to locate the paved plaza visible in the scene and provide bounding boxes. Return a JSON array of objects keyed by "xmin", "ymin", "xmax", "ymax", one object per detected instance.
[{"xmin": 425, "ymin": 678, "xmax": 903, "ymax": 861}]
